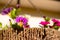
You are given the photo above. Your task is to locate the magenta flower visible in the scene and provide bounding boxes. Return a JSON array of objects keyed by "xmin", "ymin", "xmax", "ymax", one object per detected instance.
[
  {"xmin": 52, "ymin": 19, "xmax": 60, "ymax": 26},
  {"xmin": 2, "ymin": 7, "xmax": 13, "ymax": 15},
  {"xmin": 39, "ymin": 21, "xmax": 50, "ymax": 26},
  {"xmin": 52, "ymin": 19, "xmax": 59, "ymax": 23},
  {"xmin": 15, "ymin": 16, "xmax": 28, "ymax": 25},
  {"xmin": 56, "ymin": 22, "xmax": 60, "ymax": 26}
]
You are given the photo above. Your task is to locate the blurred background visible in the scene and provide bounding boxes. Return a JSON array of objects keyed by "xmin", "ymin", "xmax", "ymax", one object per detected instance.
[{"xmin": 0, "ymin": 0, "xmax": 60, "ymax": 18}]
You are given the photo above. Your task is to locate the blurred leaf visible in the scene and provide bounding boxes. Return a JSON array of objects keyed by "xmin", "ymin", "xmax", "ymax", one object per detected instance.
[
  {"xmin": 9, "ymin": 19, "xmax": 12, "ymax": 26},
  {"xmin": 10, "ymin": 8, "xmax": 21, "ymax": 19},
  {"xmin": 45, "ymin": 17, "xmax": 50, "ymax": 21},
  {"xmin": 54, "ymin": 26, "xmax": 59, "ymax": 30},
  {"xmin": 16, "ymin": 8, "xmax": 21, "ymax": 15},
  {"xmin": 10, "ymin": 8, "xmax": 16, "ymax": 19},
  {"xmin": 0, "ymin": 23, "xmax": 2, "ymax": 28},
  {"xmin": 44, "ymin": 25, "xmax": 48, "ymax": 28},
  {"xmin": 12, "ymin": 23, "xmax": 23, "ymax": 31}
]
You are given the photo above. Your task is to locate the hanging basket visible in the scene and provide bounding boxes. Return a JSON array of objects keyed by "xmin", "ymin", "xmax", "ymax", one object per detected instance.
[{"xmin": 0, "ymin": 28, "xmax": 60, "ymax": 40}]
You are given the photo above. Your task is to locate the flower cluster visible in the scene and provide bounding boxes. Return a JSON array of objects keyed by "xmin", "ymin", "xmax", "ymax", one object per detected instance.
[
  {"xmin": 15, "ymin": 16, "xmax": 29, "ymax": 28},
  {"xmin": 2, "ymin": 7, "xmax": 17, "ymax": 19},
  {"xmin": 51, "ymin": 19, "xmax": 60, "ymax": 29},
  {"xmin": 52, "ymin": 19, "xmax": 60, "ymax": 26},
  {"xmin": 39, "ymin": 16, "xmax": 60, "ymax": 30},
  {"xmin": 10, "ymin": 16, "xmax": 29, "ymax": 31},
  {"xmin": 39, "ymin": 16, "xmax": 50, "ymax": 28},
  {"xmin": 1, "ymin": 5, "xmax": 60, "ymax": 31},
  {"xmin": 0, "ymin": 6, "xmax": 29, "ymax": 30}
]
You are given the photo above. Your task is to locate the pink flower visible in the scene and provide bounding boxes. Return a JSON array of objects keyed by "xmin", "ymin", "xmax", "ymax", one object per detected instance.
[
  {"xmin": 56, "ymin": 22, "xmax": 60, "ymax": 26},
  {"xmin": 52, "ymin": 19, "xmax": 60, "ymax": 26},
  {"xmin": 39, "ymin": 21, "xmax": 50, "ymax": 26},
  {"xmin": 52, "ymin": 19, "xmax": 59, "ymax": 23}
]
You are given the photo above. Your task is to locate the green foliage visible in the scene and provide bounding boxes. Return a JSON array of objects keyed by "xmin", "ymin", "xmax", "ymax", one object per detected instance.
[
  {"xmin": 45, "ymin": 26, "xmax": 48, "ymax": 28},
  {"xmin": 12, "ymin": 23, "xmax": 23, "ymax": 31},
  {"xmin": 10, "ymin": 8, "xmax": 21, "ymax": 19},
  {"xmin": 9, "ymin": 19, "xmax": 12, "ymax": 26},
  {"xmin": 16, "ymin": 8, "xmax": 21, "ymax": 15},
  {"xmin": 45, "ymin": 17, "xmax": 50, "ymax": 21},
  {"xmin": 10, "ymin": 8, "xmax": 16, "ymax": 19},
  {"xmin": 54, "ymin": 26, "xmax": 59, "ymax": 30},
  {"xmin": 0, "ymin": 23, "xmax": 2, "ymax": 28}
]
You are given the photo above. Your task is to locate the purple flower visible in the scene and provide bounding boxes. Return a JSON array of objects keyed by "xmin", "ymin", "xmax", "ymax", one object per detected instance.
[
  {"xmin": 22, "ymin": 18, "xmax": 28, "ymax": 25},
  {"xmin": 39, "ymin": 21, "xmax": 50, "ymax": 26},
  {"xmin": 2, "ymin": 7, "xmax": 13, "ymax": 15},
  {"xmin": 15, "ymin": 16, "xmax": 28, "ymax": 25},
  {"xmin": 15, "ymin": 16, "xmax": 23, "ymax": 22}
]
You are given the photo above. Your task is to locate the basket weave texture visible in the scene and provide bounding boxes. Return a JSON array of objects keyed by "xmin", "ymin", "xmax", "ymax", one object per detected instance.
[{"xmin": 0, "ymin": 28, "xmax": 60, "ymax": 40}]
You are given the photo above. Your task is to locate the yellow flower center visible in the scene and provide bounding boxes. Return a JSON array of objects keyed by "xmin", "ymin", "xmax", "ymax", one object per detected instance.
[
  {"xmin": 18, "ymin": 22, "xmax": 23, "ymax": 27},
  {"xmin": 8, "ymin": 13, "xmax": 11, "ymax": 16}
]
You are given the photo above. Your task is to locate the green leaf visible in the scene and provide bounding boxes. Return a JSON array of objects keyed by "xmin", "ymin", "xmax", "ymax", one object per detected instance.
[
  {"xmin": 45, "ymin": 17, "xmax": 50, "ymax": 21},
  {"xmin": 10, "ymin": 8, "xmax": 21, "ymax": 19},
  {"xmin": 44, "ymin": 25, "xmax": 48, "ymax": 28},
  {"xmin": 12, "ymin": 23, "xmax": 23, "ymax": 31},
  {"xmin": 15, "ymin": 8, "xmax": 21, "ymax": 15},
  {"xmin": 54, "ymin": 26, "xmax": 59, "ymax": 30},
  {"xmin": 9, "ymin": 19, "xmax": 12, "ymax": 26},
  {"xmin": 0, "ymin": 23, "xmax": 2, "ymax": 28},
  {"xmin": 10, "ymin": 8, "xmax": 16, "ymax": 19}
]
